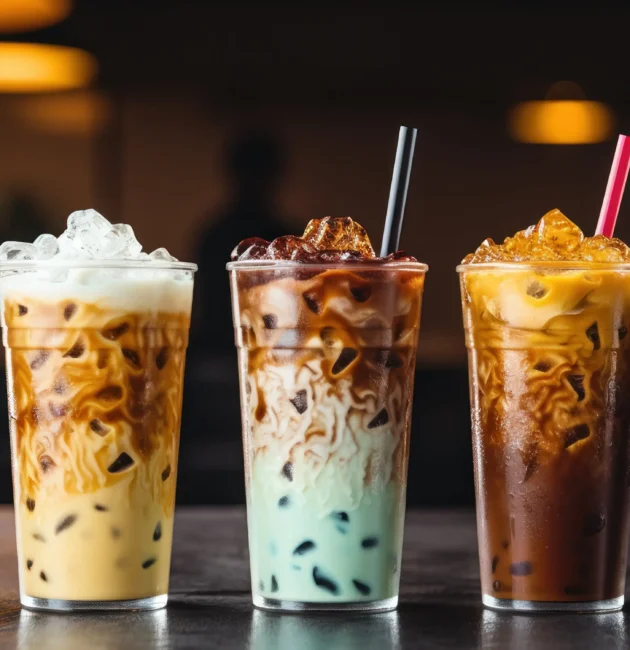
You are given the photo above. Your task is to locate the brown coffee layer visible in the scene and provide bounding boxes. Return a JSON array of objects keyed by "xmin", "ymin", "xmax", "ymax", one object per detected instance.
[
  {"xmin": 4, "ymin": 298, "xmax": 190, "ymax": 515},
  {"xmin": 232, "ymin": 266, "xmax": 424, "ymax": 490},
  {"xmin": 462, "ymin": 268, "xmax": 630, "ymax": 602}
]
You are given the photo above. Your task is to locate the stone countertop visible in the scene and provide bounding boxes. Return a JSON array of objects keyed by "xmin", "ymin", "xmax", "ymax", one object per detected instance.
[{"xmin": 0, "ymin": 507, "xmax": 627, "ymax": 649}]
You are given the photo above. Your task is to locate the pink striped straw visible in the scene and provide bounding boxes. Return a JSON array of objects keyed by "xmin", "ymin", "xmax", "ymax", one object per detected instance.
[{"xmin": 595, "ymin": 134, "xmax": 630, "ymax": 237}]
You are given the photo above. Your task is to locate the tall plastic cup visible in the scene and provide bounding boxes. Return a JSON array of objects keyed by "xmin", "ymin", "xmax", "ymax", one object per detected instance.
[
  {"xmin": 228, "ymin": 260, "xmax": 426, "ymax": 611},
  {"xmin": 1, "ymin": 260, "xmax": 196, "ymax": 612},
  {"xmin": 459, "ymin": 262, "xmax": 630, "ymax": 612}
]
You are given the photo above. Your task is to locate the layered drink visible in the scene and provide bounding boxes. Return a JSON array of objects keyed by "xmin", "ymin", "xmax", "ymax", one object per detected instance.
[
  {"xmin": 1, "ymin": 210, "xmax": 195, "ymax": 611},
  {"xmin": 459, "ymin": 209, "xmax": 630, "ymax": 612},
  {"xmin": 228, "ymin": 217, "xmax": 426, "ymax": 611}
]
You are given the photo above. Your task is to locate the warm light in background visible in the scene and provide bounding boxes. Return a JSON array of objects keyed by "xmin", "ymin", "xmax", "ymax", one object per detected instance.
[
  {"xmin": 0, "ymin": 43, "xmax": 97, "ymax": 92},
  {"xmin": 0, "ymin": 0, "xmax": 71, "ymax": 33},
  {"xmin": 508, "ymin": 100, "xmax": 615, "ymax": 144},
  {"xmin": 12, "ymin": 91, "xmax": 112, "ymax": 135}
]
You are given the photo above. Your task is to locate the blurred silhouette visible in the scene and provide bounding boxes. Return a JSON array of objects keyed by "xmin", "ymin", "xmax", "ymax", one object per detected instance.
[
  {"xmin": 191, "ymin": 130, "xmax": 290, "ymax": 354},
  {"xmin": 0, "ymin": 190, "xmax": 50, "ymax": 246},
  {"xmin": 179, "ymin": 131, "xmax": 291, "ymax": 505}
]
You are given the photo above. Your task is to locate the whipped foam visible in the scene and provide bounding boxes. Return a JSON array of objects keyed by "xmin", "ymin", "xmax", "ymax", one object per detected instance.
[{"xmin": 0, "ymin": 209, "xmax": 195, "ymax": 312}]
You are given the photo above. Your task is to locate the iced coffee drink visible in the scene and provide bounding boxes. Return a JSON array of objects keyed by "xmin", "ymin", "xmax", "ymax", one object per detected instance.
[
  {"xmin": 1, "ymin": 210, "xmax": 195, "ymax": 611},
  {"xmin": 459, "ymin": 209, "xmax": 630, "ymax": 612},
  {"xmin": 228, "ymin": 217, "xmax": 426, "ymax": 611}
]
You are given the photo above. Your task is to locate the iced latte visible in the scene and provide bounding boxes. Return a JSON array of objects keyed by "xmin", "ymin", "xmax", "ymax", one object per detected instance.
[
  {"xmin": 1, "ymin": 211, "xmax": 195, "ymax": 611},
  {"xmin": 229, "ymin": 217, "xmax": 426, "ymax": 611},
  {"xmin": 459, "ymin": 210, "xmax": 630, "ymax": 612}
]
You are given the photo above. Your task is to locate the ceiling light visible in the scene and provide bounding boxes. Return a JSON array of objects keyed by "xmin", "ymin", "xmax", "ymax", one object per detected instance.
[
  {"xmin": 0, "ymin": 0, "xmax": 72, "ymax": 33},
  {"xmin": 508, "ymin": 100, "xmax": 614, "ymax": 145},
  {"xmin": 0, "ymin": 43, "xmax": 97, "ymax": 93}
]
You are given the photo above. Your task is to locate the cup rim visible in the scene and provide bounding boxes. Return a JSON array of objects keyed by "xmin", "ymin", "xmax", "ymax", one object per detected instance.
[
  {"xmin": 226, "ymin": 260, "xmax": 428, "ymax": 272},
  {"xmin": 456, "ymin": 261, "xmax": 630, "ymax": 272},
  {"xmin": 0, "ymin": 259, "xmax": 198, "ymax": 272}
]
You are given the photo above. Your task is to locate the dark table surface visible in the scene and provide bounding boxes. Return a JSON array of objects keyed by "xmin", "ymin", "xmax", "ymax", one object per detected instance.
[{"xmin": 0, "ymin": 507, "xmax": 628, "ymax": 649}]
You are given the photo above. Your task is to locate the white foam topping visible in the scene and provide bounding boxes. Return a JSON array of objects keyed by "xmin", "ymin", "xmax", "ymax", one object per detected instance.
[{"xmin": 0, "ymin": 209, "xmax": 195, "ymax": 312}]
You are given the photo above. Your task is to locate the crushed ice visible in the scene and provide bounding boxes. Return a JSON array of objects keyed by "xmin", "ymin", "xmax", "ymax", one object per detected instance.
[{"xmin": 0, "ymin": 210, "xmax": 179, "ymax": 263}]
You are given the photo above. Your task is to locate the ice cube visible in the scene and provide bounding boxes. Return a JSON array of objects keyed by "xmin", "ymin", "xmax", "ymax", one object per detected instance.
[
  {"xmin": 149, "ymin": 247, "xmax": 178, "ymax": 262},
  {"xmin": 74, "ymin": 227, "xmax": 105, "ymax": 258},
  {"xmin": 231, "ymin": 237, "xmax": 269, "ymax": 261},
  {"xmin": 33, "ymin": 234, "xmax": 59, "ymax": 260},
  {"xmin": 66, "ymin": 210, "xmax": 111, "ymax": 239},
  {"xmin": 0, "ymin": 242, "xmax": 37, "ymax": 261},
  {"xmin": 64, "ymin": 211, "xmax": 112, "ymax": 257},
  {"xmin": 534, "ymin": 209, "xmax": 583, "ymax": 246},
  {"xmin": 110, "ymin": 223, "xmax": 142, "ymax": 258},
  {"xmin": 56, "ymin": 232, "xmax": 79, "ymax": 259},
  {"xmin": 100, "ymin": 229, "xmax": 129, "ymax": 259},
  {"xmin": 265, "ymin": 236, "xmax": 315, "ymax": 260},
  {"xmin": 302, "ymin": 217, "xmax": 375, "ymax": 258}
]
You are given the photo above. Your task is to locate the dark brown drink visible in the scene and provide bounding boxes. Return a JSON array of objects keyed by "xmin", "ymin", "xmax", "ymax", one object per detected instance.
[{"xmin": 459, "ymin": 210, "xmax": 630, "ymax": 612}]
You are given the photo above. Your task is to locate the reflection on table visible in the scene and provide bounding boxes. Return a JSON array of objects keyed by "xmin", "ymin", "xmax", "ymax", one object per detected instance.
[
  {"xmin": 17, "ymin": 608, "xmax": 170, "ymax": 650},
  {"xmin": 478, "ymin": 608, "xmax": 629, "ymax": 650},
  {"xmin": 248, "ymin": 608, "xmax": 401, "ymax": 650}
]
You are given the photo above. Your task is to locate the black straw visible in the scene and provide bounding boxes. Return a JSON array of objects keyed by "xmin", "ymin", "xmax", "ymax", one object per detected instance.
[{"xmin": 380, "ymin": 126, "xmax": 417, "ymax": 257}]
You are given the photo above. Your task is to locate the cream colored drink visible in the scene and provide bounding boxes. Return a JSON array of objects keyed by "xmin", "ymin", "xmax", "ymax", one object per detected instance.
[{"xmin": 0, "ymin": 210, "xmax": 195, "ymax": 611}]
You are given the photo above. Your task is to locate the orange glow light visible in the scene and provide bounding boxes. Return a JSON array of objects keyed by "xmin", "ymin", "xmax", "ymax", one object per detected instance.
[
  {"xmin": 0, "ymin": 0, "xmax": 72, "ymax": 33},
  {"xmin": 508, "ymin": 100, "xmax": 615, "ymax": 145},
  {"xmin": 0, "ymin": 43, "xmax": 97, "ymax": 93},
  {"xmin": 13, "ymin": 91, "xmax": 112, "ymax": 135}
]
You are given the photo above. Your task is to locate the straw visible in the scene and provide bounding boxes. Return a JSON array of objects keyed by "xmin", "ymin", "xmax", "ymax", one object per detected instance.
[
  {"xmin": 595, "ymin": 134, "xmax": 630, "ymax": 237},
  {"xmin": 380, "ymin": 126, "xmax": 418, "ymax": 256}
]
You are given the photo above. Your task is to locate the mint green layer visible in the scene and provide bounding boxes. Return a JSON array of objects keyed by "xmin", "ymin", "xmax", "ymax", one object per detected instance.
[{"xmin": 247, "ymin": 481, "xmax": 405, "ymax": 603}]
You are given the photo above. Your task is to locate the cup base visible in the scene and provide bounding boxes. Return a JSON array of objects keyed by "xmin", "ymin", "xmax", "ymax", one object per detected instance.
[
  {"xmin": 482, "ymin": 594, "xmax": 624, "ymax": 613},
  {"xmin": 20, "ymin": 594, "xmax": 168, "ymax": 613},
  {"xmin": 253, "ymin": 594, "xmax": 398, "ymax": 613}
]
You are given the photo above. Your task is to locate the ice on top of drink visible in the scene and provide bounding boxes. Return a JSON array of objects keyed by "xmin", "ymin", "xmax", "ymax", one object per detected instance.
[
  {"xmin": 231, "ymin": 215, "xmax": 417, "ymax": 262},
  {"xmin": 1, "ymin": 209, "xmax": 195, "ymax": 609},
  {"xmin": 460, "ymin": 210, "xmax": 630, "ymax": 331},
  {"xmin": 0, "ymin": 209, "xmax": 193, "ymax": 312},
  {"xmin": 462, "ymin": 208, "xmax": 630, "ymax": 263}
]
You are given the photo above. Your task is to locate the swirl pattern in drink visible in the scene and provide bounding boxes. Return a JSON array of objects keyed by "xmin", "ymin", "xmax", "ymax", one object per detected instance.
[
  {"xmin": 459, "ymin": 210, "xmax": 630, "ymax": 611},
  {"xmin": 0, "ymin": 210, "xmax": 195, "ymax": 610},
  {"xmin": 229, "ymin": 217, "xmax": 426, "ymax": 610}
]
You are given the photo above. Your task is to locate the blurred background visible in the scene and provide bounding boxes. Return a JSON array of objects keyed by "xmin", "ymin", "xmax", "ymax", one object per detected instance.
[{"xmin": 0, "ymin": 1, "xmax": 628, "ymax": 507}]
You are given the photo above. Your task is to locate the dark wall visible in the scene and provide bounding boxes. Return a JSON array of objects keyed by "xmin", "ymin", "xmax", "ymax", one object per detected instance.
[{"xmin": 0, "ymin": 2, "xmax": 629, "ymax": 506}]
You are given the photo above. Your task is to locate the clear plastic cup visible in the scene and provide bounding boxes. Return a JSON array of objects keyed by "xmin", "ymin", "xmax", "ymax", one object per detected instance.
[
  {"xmin": 1, "ymin": 260, "xmax": 196, "ymax": 612},
  {"xmin": 458, "ymin": 262, "xmax": 630, "ymax": 612},
  {"xmin": 228, "ymin": 260, "xmax": 427, "ymax": 611}
]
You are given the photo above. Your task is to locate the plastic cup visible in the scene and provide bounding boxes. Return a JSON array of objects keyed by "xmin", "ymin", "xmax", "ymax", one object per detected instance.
[
  {"xmin": 1, "ymin": 260, "xmax": 196, "ymax": 612},
  {"xmin": 228, "ymin": 260, "xmax": 427, "ymax": 611},
  {"xmin": 459, "ymin": 262, "xmax": 630, "ymax": 612}
]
